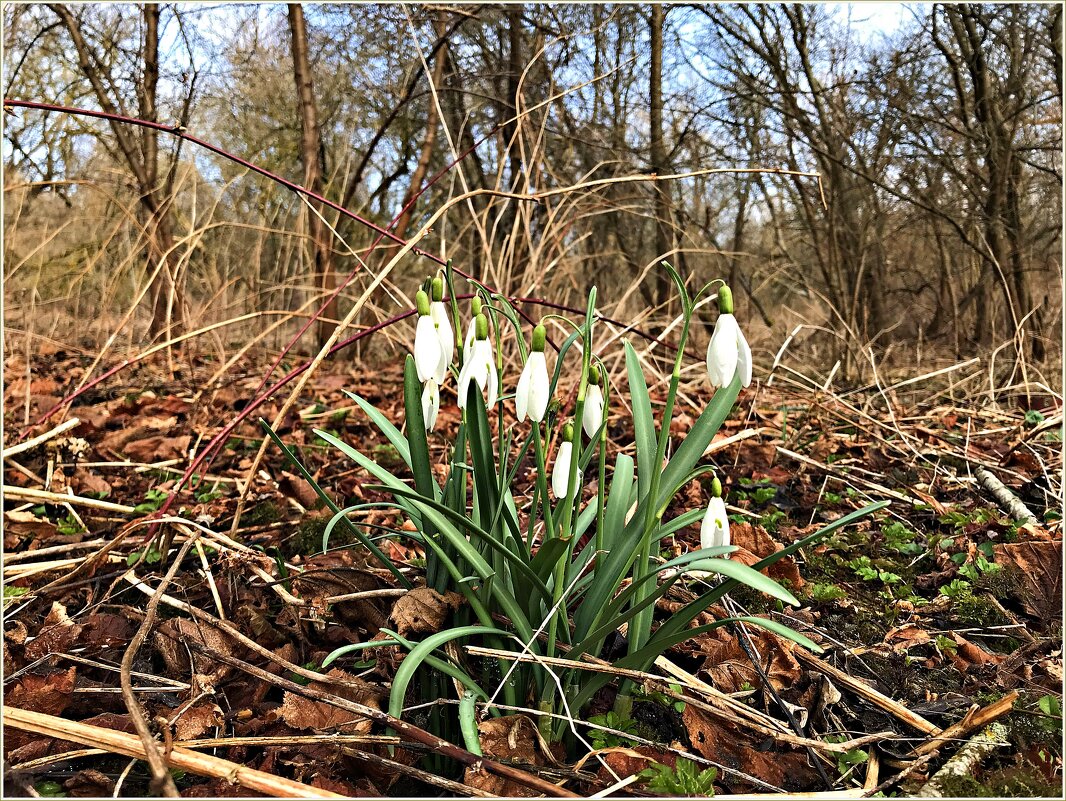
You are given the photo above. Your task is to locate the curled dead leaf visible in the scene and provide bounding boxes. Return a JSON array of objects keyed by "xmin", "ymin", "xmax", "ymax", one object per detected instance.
[{"xmin": 389, "ymin": 587, "xmax": 464, "ymax": 637}]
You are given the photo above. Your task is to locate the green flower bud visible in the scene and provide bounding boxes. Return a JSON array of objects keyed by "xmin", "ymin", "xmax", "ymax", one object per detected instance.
[
  {"xmin": 717, "ymin": 285, "xmax": 734, "ymax": 315},
  {"xmin": 471, "ymin": 295, "xmax": 482, "ymax": 316},
  {"xmin": 589, "ymin": 363, "xmax": 601, "ymax": 386},
  {"xmin": 711, "ymin": 476, "xmax": 723, "ymax": 498},
  {"xmin": 416, "ymin": 289, "xmax": 431, "ymax": 317},
  {"xmin": 532, "ymin": 324, "xmax": 547, "ymax": 353},
  {"xmin": 431, "ymin": 274, "xmax": 445, "ymax": 302},
  {"xmin": 562, "ymin": 421, "xmax": 575, "ymax": 442},
  {"xmin": 475, "ymin": 313, "xmax": 489, "ymax": 341}
]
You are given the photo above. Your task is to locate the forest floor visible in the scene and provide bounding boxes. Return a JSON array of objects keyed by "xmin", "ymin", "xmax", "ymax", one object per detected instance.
[{"xmin": 2, "ymin": 339, "xmax": 1063, "ymax": 798}]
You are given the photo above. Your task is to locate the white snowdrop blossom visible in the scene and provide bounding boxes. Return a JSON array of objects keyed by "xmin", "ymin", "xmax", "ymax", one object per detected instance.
[
  {"xmin": 582, "ymin": 366, "xmax": 604, "ymax": 438},
  {"xmin": 429, "ymin": 275, "xmax": 453, "ymax": 384},
  {"xmin": 516, "ymin": 325, "xmax": 551, "ymax": 423},
  {"xmin": 413, "ymin": 290, "xmax": 445, "ymax": 383},
  {"xmin": 700, "ymin": 496, "xmax": 730, "ymax": 550},
  {"xmin": 457, "ymin": 313, "xmax": 498, "ymax": 409},
  {"xmin": 705, "ymin": 285, "xmax": 752, "ymax": 390},
  {"xmin": 421, "ymin": 380, "xmax": 440, "ymax": 432},
  {"xmin": 551, "ymin": 425, "xmax": 582, "ymax": 499},
  {"xmin": 463, "ymin": 296, "xmax": 483, "ymax": 354}
]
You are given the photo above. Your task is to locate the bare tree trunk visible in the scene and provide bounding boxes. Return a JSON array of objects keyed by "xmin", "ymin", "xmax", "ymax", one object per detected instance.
[
  {"xmin": 50, "ymin": 3, "xmax": 185, "ymax": 339},
  {"xmin": 646, "ymin": 3, "xmax": 672, "ymax": 312},
  {"xmin": 288, "ymin": 3, "xmax": 337, "ymax": 348},
  {"xmin": 392, "ymin": 49, "xmax": 446, "ymax": 243}
]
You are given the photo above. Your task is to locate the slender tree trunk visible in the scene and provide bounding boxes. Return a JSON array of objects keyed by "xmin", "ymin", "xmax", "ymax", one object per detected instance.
[
  {"xmin": 288, "ymin": 3, "xmax": 337, "ymax": 348},
  {"xmin": 392, "ymin": 49, "xmax": 446, "ymax": 243},
  {"xmin": 646, "ymin": 3, "xmax": 672, "ymax": 312}
]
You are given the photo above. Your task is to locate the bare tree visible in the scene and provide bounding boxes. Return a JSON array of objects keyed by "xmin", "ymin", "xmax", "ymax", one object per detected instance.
[{"xmin": 47, "ymin": 3, "xmax": 194, "ymax": 338}]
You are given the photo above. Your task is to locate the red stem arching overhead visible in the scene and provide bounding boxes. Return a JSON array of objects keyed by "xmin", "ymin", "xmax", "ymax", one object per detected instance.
[{"xmin": 5, "ymin": 96, "xmax": 682, "ymax": 501}]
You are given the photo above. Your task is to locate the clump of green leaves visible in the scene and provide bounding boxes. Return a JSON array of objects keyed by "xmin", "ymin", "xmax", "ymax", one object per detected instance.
[
  {"xmin": 806, "ymin": 581, "xmax": 847, "ymax": 604},
  {"xmin": 849, "ymin": 555, "xmax": 902, "ymax": 585},
  {"xmin": 825, "ymin": 734, "xmax": 869, "ymax": 777},
  {"xmin": 587, "ymin": 711, "xmax": 640, "ymax": 749},
  {"xmin": 640, "ymin": 759, "xmax": 717, "ymax": 796},
  {"xmin": 882, "ymin": 521, "xmax": 923, "ymax": 555},
  {"xmin": 134, "ymin": 488, "xmax": 169, "ymax": 515}
]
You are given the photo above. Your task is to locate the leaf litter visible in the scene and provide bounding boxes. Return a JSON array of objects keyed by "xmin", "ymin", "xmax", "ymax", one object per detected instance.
[{"xmin": 2, "ymin": 347, "xmax": 1062, "ymax": 797}]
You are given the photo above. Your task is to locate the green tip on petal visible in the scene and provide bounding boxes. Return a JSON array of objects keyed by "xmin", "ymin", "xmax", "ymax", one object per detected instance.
[
  {"xmin": 431, "ymin": 275, "xmax": 444, "ymax": 302},
  {"xmin": 416, "ymin": 290, "xmax": 431, "ymax": 316},
  {"xmin": 711, "ymin": 476, "xmax": 723, "ymax": 498},
  {"xmin": 475, "ymin": 313, "xmax": 489, "ymax": 340},
  {"xmin": 562, "ymin": 422, "xmax": 575, "ymax": 441},
  {"xmin": 717, "ymin": 285, "xmax": 734, "ymax": 315},
  {"xmin": 589, "ymin": 364, "xmax": 601, "ymax": 386},
  {"xmin": 471, "ymin": 296, "xmax": 482, "ymax": 315},
  {"xmin": 532, "ymin": 324, "xmax": 546, "ymax": 353}
]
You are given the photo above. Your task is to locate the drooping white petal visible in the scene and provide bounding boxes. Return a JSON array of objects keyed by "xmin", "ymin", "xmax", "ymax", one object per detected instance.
[
  {"xmin": 421, "ymin": 380, "xmax": 440, "ymax": 431},
  {"xmin": 706, "ymin": 313, "xmax": 740, "ymax": 388},
  {"xmin": 516, "ymin": 352, "xmax": 551, "ymax": 423},
  {"xmin": 582, "ymin": 383, "xmax": 604, "ymax": 438},
  {"xmin": 414, "ymin": 316, "xmax": 444, "ymax": 383},
  {"xmin": 516, "ymin": 358, "xmax": 533, "ymax": 422},
  {"xmin": 526, "ymin": 352, "xmax": 550, "ymax": 422},
  {"xmin": 700, "ymin": 496, "xmax": 730, "ymax": 550},
  {"xmin": 458, "ymin": 339, "xmax": 496, "ymax": 409},
  {"xmin": 737, "ymin": 326, "xmax": 753, "ymax": 388},
  {"xmin": 430, "ymin": 302, "xmax": 453, "ymax": 383},
  {"xmin": 485, "ymin": 342, "xmax": 499, "ymax": 408},
  {"xmin": 464, "ymin": 319, "xmax": 476, "ymax": 353},
  {"xmin": 552, "ymin": 440, "xmax": 581, "ymax": 498}
]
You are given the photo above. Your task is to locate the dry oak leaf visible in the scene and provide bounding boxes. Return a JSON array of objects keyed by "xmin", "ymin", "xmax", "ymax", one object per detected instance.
[
  {"xmin": 694, "ymin": 623, "xmax": 800, "ymax": 694},
  {"xmin": 949, "ymin": 632, "xmax": 1006, "ymax": 672},
  {"xmin": 727, "ymin": 522, "xmax": 804, "ymax": 589},
  {"xmin": 682, "ymin": 705, "xmax": 820, "ymax": 793},
  {"xmin": 24, "ymin": 602, "xmax": 83, "ymax": 662},
  {"xmin": 993, "ymin": 540, "xmax": 1063, "ymax": 625},
  {"xmin": 882, "ymin": 623, "xmax": 932, "ymax": 653},
  {"xmin": 153, "ymin": 618, "xmax": 236, "ymax": 683},
  {"xmin": 171, "ymin": 700, "xmax": 225, "ymax": 741},
  {"xmin": 463, "ymin": 714, "xmax": 562, "ymax": 798},
  {"xmin": 389, "ymin": 586, "xmax": 464, "ymax": 637},
  {"xmin": 279, "ymin": 667, "xmax": 379, "ymax": 733},
  {"xmin": 6, "ymin": 666, "xmax": 77, "ymax": 718}
]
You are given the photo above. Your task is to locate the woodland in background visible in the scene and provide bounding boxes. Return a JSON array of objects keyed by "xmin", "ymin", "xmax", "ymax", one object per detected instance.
[{"xmin": 3, "ymin": 2, "xmax": 1063, "ymax": 384}]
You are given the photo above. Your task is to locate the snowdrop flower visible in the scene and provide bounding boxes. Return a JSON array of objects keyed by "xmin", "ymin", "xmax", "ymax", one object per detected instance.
[
  {"xmin": 457, "ymin": 313, "xmax": 498, "ymax": 409},
  {"xmin": 516, "ymin": 324, "xmax": 551, "ymax": 423},
  {"xmin": 429, "ymin": 274, "xmax": 453, "ymax": 384},
  {"xmin": 700, "ymin": 477, "xmax": 730, "ymax": 550},
  {"xmin": 413, "ymin": 290, "xmax": 445, "ymax": 383},
  {"xmin": 582, "ymin": 364, "xmax": 604, "ymax": 438},
  {"xmin": 463, "ymin": 296, "xmax": 482, "ymax": 354},
  {"xmin": 552, "ymin": 423, "xmax": 581, "ymax": 499},
  {"xmin": 421, "ymin": 380, "xmax": 440, "ymax": 432},
  {"xmin": 705, "ymin": 285, "xmax": 752, "ymax": 389}
]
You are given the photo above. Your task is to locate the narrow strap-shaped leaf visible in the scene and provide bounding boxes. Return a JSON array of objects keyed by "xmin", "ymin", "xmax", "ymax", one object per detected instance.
[
  {"xmin": 387, "ymin": 625, "xmax": 499, "ymax": 722},
  {"xmin": 344, "ymin": 390, "xmax": 412, "ymax": 467},
  {"xmin": 382, "ymin": 484, "xmax": 552, "ymax": 602},
  {"xmin": 262, "ymin": 420, "xmax": 410, "ymax": 587},
  {"xmin": 625, "ymin": 340, "xmax": 656, "ymax": 498},
  {"xmin": 602, "ymin": 453, "xmax": 635, "ymax": 552},
  {"xmin": 403, "ymin": 356, "xmax": 439, "ymax": 503},
  {"xmin": 655, "ymin": 501, "xmax": 889, "ymax": 643}
]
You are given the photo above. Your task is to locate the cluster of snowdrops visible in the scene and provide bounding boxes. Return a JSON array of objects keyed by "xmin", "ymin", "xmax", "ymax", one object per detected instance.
[{"xmin": 289, "ymin": 264, "xmax": 882, "ymax": 747}]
